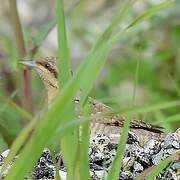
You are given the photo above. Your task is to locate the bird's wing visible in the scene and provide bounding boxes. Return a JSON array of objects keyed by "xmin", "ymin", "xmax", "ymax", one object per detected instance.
[
  {"xmin": 75, "ymin": 97, "xmax": 165, "ymax": 145},
  {"xmin": 88, "ymin": 98, "xmax": 164, "ymax": 133}
]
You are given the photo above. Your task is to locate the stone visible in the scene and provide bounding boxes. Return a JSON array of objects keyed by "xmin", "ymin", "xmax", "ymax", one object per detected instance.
[
  {"xmin": 133, "ymin": 161, "xmax": 144, "ymax": 172},
  {"xmin": 0, "ymin": 129, "xmax": 179, "ymax": 179},
  {"xmin": 144, "ymin": 139, "xmax": 161, "ymax": 155},
  {"xmin": 32, "ymin": 149, "xmax": 55, "ymax": 179},
  {"xmin": 119, "ymin": 171, "xmax": 133, "ymax": 180}
]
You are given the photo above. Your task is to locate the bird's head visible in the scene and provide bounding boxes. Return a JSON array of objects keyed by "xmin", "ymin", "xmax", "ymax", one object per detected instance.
[{"xmin": 20, "ymin": 57, "xmax": 59, "ymax": 103}]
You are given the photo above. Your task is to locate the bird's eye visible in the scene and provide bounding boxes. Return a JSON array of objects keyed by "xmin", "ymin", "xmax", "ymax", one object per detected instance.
[{"xmin": 45, "ymin": 63, "xmax": 50, "ymax": 68}]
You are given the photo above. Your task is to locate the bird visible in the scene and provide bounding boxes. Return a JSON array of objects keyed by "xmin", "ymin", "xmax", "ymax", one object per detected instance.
[{"xmin": 20, "ymin": 57, "xmax": 166, "ymax": 146}]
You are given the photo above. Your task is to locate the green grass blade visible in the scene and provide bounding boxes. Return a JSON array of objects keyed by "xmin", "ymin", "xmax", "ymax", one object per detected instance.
[
  {"xmin": 108, "ymin": 1, "xmax": 174, "ymax": 46},
  {"xmin": 80, "ymin": 0, "xmax": 134, "ymax": 102},
  {"xmin": 56, "ymin": 0, "xmax": 78, "ymax": 178},
  {"xmin": 4, "ymin": 1, "xmax": 175, "ymax": 179},
  {"xmin": 107, "ymin": 0, "xmax": 177, "ymax": 171},
  {"xmin": 2, "ymin": 115, "xmax": 88, "ymax": 179},
  {"xmin": 79, "ymin": 102, "xmax": 91, "ymax": 180},
  {"xmin": 80, "ymin": 44, "xmax": 111, "ymax": 104},
  {"xmin": 59, "ymin": 104, "xmax": 78, "ymax": 179},
  {"xmin": 4, "ymin": 40, "xmax": 108, "ymax": 179},
  {"xmin": 0, "ymin": 92, "xmax": 32, "ymax": 120},
  {"xmin": 126, "ymin": 1, "xmax": 174, "ymax": 29},
  {"xmin": 50, "ymin": 118, "xmax": 88, "ymax": 146},
  {"xmin": 107, "ymin": 44, "xmax": 140, "ymax": 180},
  {"xmin": 27, "ymin": 1, "xmax": 80, "ymax": 57},
  {"xmin": 2, "ymin": 117, "xmax": 36, "ymax": 171},
  {"xmin": 0, "ymin": 123, "xmax": 14, "ymax": 146},
  {"xmin": 106, "ymin": 103, "xmax": 179, "ymax": 179},
  {"xmin": 56, "ymin": 0, "xmax": 71, "ymax": 86},
  {"xmin": 92, "ymin": 0, "xmax": 134, "ymax": 51},
  {"xmin": 106, "ymin": 115, "xmax": 131, "ymax": 180},
  {"xmin": 10, "ymin": 101, "xmax": 32, "ymax": 119},
  {"xmin": 106, "ymin": 100, "xmax": 180, "ymax": 117},
  {"xmin": 168, "ymin": 75, "xmax": 180, "ymax": 98},
  {"xmin": 33, "ymin": 20, "xmax": 56, "ymax": 47},
  {"xmin": 64, "ymin": 2, "xmax": 135, "ymax": 176},
  {"xmin": 4, "ymin": 27, "xmax": 114, "ymax": 179},
  {"xmin": 155, "ymin": 113, "xmax": 180, "ymax": 124},
  {"xmin": 154, "ymin": 111, "xmax": 173, "ymax": 131},
  {"xmin": 132, "ymin": 49, "xmax": 141, "ymax": 106},
  {"xmin": 0, "ymin": 91, "xmax": 17, "ymax": 113}
]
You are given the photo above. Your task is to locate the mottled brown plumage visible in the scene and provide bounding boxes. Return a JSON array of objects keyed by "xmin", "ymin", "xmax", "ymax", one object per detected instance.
[{"xmin": 20, "ymin": 57, "xmax": 166, "ymax": 145}]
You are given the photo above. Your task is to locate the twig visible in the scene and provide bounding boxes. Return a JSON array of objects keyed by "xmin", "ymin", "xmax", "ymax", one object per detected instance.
[{"xmin": 8, "ymin": 0, "xmax": 33, "ymax": 116}]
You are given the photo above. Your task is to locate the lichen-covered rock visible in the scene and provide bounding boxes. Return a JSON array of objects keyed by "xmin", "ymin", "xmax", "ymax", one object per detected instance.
[
  {"xmin": 32, "ymin": 148, "xmax": 55, "ymax": 180},
  {"xmin": 144, "ymin": 139, "xmax": 161, "ymax": 155},
  {"xmin": 89, "ymin": 134, "xmax": 117, "ymax": 171},
  {"xmin": 0, "ymin": 129, "xmax": 179, "ymax": 179},
  {"xmin": 119, "ymin": 171, "xmax": 133, "ymax": 180},
  {"xmin": 0, "ymin": 150, "xmax": 17, "ymax": 179},
  {"xmin": 156, "ymin": 160, "xmax": 180, "ymax": 180}
]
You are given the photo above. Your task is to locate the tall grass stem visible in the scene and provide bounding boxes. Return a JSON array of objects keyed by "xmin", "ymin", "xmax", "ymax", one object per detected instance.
[{"xmin": 8, "ymin": 0, "xmax": 33, "ymax": 115}]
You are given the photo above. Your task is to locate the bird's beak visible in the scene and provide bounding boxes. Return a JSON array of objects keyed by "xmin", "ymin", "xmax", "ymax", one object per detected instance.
[{"xmin": 19, "ymin": 60, "xmax": 36, "ymax": 69}]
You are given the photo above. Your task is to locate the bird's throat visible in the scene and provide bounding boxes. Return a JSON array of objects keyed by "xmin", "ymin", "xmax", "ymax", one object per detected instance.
[
  {"xmin": 47, "ymin": 86, "xmax": 58, "ymax": 105},
  {"xmin": 43, "ymin": 80, "xmax": 59, "ymax": 105}
]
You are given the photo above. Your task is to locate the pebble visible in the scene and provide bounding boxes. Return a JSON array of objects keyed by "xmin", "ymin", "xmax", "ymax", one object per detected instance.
[
  {"xmin": 133, "ymin": 161, "xmax": 144, "ymax": 173},
  {"xmin": 144, "ymin": 139, "xmax": 160, "ymax": 155},
  {"xmin": 119, "ymin": 171, "xmax": 133, "ymax": 180}
]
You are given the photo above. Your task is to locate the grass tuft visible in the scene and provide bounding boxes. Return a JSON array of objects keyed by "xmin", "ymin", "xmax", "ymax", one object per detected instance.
[{"xmin": 2, "ymin": 1, "xmax": 176, "ymax": 180}]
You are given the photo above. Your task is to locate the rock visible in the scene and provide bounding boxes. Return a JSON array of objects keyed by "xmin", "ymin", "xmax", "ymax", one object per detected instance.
[
  {"xmin": 133, "ymin": 161, "xmax": 144, "ymax": 173},
  {"xmin": 119, "ymin": 171, "xmax": 133, "ymax": 180},
  {"xmin": 0, "ymin": 129, "xmax": 179, "ymax": 179},
  {"xmin": 0, "ymin": 149, "xmax": 18, "ymax": 179},
  {"xmin": 90, "ymin": 170, "xmax": 106, "ymax": 180},
  {"xmin": 122, "ymin": 157, "xmax": 135, "ymax": 170},
  {"xmin": 1, "ymin": 150, "xmax": 10, "ymax": 158},
  {"xmin": 32, "ymin": 149, "xmax": 55, "ymax": 179},
  {"xmin": 144, "ymin": 139, "xmax": 161, "ymax": 155},
  {"xmin": 159, "ymin": 160, "xmax": 180, "ymax": 180},
  {"xmin": 152, "ymin": 129, "xmax": 180, "ymax": 166},
  {"xmin": 127, "ymin": 132, "xmax": 139, "ymax": 145},
  {"xmin": 59, "ymin": 170, "xmax": 66, "ymax": 180},
  {"xmin": 89, "ymin": 134, "xmax": 117, "ymax": 170},
  {"xmin": 164, "ymin": 132, "xmax": 180, "ymax": 149}
]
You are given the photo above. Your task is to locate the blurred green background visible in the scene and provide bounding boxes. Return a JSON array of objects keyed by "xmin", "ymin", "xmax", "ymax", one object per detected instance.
[{"xmin": 0, "ymin": 0, "xmax": 179, "ymax": 152}]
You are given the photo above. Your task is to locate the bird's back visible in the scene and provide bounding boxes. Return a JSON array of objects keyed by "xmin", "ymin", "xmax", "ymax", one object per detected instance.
[{"xmin": 78, "ymin": 98, "xmax": 166, "ymax": 146}]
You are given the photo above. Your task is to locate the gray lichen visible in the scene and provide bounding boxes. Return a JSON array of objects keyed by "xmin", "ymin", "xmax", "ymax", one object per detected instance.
[{"xmin": 0, "ymin": 129, "xmax": 179, "ymax": 179}]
